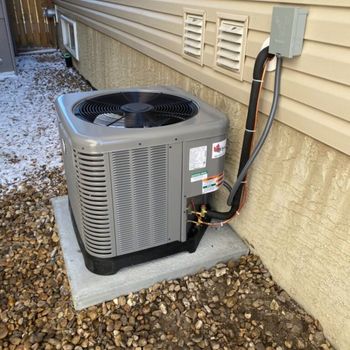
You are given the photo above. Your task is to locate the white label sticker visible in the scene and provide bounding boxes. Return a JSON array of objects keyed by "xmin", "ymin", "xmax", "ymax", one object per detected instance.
[
  {"xmin": 212, "ymin": 139, "xmax": 226, "ymax": 159},
  {"xmin": 202, "ymin": 178, "xmax": 219, "ymax": 194},
  {"xmin": 191, "ymin": 171, "xmax": 208, "ymax": 183},
  {"xmin": 202, "ymin": 174, "xmax": 224, "ymax": 194},
  {"xmin": 189, "ymin": 146, "xmax": 207, "ymax": 171}
]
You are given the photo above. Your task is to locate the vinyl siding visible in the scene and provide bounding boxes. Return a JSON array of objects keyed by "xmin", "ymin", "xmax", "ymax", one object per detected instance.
[
  {"xmin": 55, "ymin": 0, "xmax": 350, "ymax": 156},
  {"xmin": 54, "ymin": 2, "xmax": 350, "ymax": 348}
]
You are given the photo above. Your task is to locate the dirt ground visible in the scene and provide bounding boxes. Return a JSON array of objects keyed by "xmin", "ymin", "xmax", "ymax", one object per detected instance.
[{"xmin": 0, "ymin": 53, "xmax": 334, "ymax": 350}]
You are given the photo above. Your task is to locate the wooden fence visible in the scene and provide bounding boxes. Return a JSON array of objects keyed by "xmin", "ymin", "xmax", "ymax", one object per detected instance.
[{"xmin": 6, "ymin": 0, "xmax": 57, "ymax": 51}]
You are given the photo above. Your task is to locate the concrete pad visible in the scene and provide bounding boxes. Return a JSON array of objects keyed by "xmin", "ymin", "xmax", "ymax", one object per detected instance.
[{"xmin": 52, "ymin": 196, "xmax": 248, "ymax": 310}]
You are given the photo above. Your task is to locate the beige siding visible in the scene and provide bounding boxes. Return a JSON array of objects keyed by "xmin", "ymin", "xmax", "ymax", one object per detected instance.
[
  {"xmin": 55, "ymin": 0, "xmax": 350, "ymax": 155},
  {"xmin": 62, "ymin": 25, "xmax": 350, "ymax": 349},
  {"xmin": 54, "ymin": 2, "xmax": 350, "ymax": 349}
]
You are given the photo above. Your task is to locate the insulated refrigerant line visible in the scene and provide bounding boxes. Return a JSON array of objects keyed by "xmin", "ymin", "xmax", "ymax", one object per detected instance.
[{"xmin": 206, "ymin": 50, "xmax": 283, "ymax": 221}]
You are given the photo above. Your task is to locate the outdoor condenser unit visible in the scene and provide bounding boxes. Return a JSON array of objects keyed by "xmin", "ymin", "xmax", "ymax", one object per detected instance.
[{"xmin": 56, "ymin": 86, "xmax": 228, "ymax": 275}]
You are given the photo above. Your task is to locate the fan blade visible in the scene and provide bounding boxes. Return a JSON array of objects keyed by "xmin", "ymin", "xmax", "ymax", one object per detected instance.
[
  {"xmin": 106, "ymin": 115, "xmax": 126, "ymax": 126},
  {"xmin": 151, "ymin": 111, "xmax": 186, "ymax": 120},
  {"xmin": 145, "ymin": 115, "xmax": 174, "ymax": 127},
  {"xmin": 149, "ymin": 95, "xmax": 191, "ymax": 107},
  {"xmin": 121, "ymin": 91, "xmax": 161, "ymax": 104},
  {"xmin": 74, "ymin": 92, "xmax": 197, "ymax": 127},
  {"xmin": 88, "ymin": 97, "xmax": 123, "ymax": 108},
  {"xmin": 123, "ymin": 112, "xmax": 147, "ymax": 128}
]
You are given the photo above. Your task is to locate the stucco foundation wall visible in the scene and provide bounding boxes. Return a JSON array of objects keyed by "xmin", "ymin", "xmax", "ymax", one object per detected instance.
[{"xmin": 74, "ymin": 23, "xmax": 350, "ymax": 349}]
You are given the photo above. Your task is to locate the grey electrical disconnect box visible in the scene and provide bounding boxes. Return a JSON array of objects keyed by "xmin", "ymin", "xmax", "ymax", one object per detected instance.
[{"xmin": 269, "ymin": 6, "xmax": 308, "ymax": 58}]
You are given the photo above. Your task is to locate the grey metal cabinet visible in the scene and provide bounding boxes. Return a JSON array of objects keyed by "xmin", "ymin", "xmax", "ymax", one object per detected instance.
[{"xmin": 0, "ymin": 0, "xmax": 16, "ymax": 74}]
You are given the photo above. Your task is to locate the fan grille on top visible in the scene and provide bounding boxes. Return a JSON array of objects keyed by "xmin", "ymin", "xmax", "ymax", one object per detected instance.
[{"xmin": 73, "ymin": 91, "xmax": 199, "ymax": 128}]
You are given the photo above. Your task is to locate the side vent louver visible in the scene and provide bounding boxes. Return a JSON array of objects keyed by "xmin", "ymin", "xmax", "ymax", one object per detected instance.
[
  {"xmin": 111, "ymin": 146, "xmax": 168, "ymax": 255},
  {"xmin": 73, "ymin": 151, "xmax": 114, "ymax": 257},
  {"xmin": 183, "ymin": 10, "xmax": 205, "ymax": 65},
  {"xmin": 215, "ymin": 14, "xmax": 248, "ymax": 80}
]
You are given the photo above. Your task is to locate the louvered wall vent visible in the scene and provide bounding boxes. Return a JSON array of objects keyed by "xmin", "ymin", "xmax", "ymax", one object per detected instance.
[
  {"xmin": 183, "ymin": 10, "xmax": 205, "ymax": 65},
  {"xmin": 215, "ymin": 14, "xmax": 248, "ymax": 80}
]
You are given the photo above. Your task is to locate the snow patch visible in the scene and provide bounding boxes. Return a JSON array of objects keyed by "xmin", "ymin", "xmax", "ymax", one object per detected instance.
[{"xmin": 0, "ymin": 52, "xmax": 91, "ymax": 190}]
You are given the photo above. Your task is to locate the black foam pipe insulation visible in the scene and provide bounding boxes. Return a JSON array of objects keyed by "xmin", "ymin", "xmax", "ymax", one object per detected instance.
[
  {"xmin": 230, "ymin": 47, "xmax": 273, "ymax": 210},
  {"xmin": 207, "ymin": 48, "xmax": 283, "ymax": 221}
]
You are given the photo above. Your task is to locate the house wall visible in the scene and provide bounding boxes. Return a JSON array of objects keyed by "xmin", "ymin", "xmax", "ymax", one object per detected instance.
[
  {"xmin": 55, "ymin": 0, "xmax": 350, "ymax": 156},
  {"xmin": 55, "ymin": 1, "xmax": 350, "ymax": 349}
]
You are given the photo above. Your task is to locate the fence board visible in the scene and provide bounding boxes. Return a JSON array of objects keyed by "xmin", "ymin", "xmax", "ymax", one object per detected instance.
[
  {"xmin": 29, "ymin": 0, "xmax": 40, "ymax": 45},
  {"xmin": 37, "ymin": 0, "xmax": 48, "ymax": 46},
  {"xmin": 6, "ymin": 0, "xmax": 57, "ymax": 50}
]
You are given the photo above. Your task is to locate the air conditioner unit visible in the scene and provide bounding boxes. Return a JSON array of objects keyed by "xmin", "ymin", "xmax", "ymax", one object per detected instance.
[{"xmin": 56, "ymin": 86, "xmax": 228, "ymax": 275}]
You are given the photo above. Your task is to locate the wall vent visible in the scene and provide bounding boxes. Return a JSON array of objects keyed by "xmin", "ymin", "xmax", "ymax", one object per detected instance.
[
  {"xmin": 183, "ymin": 10, "xmax": 205, "ymax": 65},
  {"xmin": 60, "ymin": 14, "xmax": 79, "ymax": 60},
  {"xmin": 214, "ymin": 14, "xmax": 248, "ymax": 80}
]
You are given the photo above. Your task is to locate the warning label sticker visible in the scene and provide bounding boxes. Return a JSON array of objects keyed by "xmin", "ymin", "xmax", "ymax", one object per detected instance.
[
  {"xmin": 212, "ymin": 139, "xmax": 227, "ymax": 159},
  {"xmin": 202, "ymin": 173, "xmax": 224, "ymax": 194},
  {"xmin": 189, "ymin": 146, "xmax": 207, "ymax": 171},
  {"xmin": 191, "ymin": 171, "xmax": 208, "ymax": 183}
]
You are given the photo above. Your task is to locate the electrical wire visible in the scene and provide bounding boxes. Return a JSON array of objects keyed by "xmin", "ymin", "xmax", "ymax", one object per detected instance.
[
  {"xmin": 234, "ymin": 61, "xmax": 269, "ymax": 214},
  {"xmin": 199, "ymin": 53, "xmax": 283, "ymax": 226},
  {"xmin": 207, "ymin": 61, "xmax": 269, "ymax": 224},
  {"xmin": 189, "ymin": 64, "xmax": 265, "ymax": 227},
  {"xmin": 226, "ymin": 54, "xmax": 283, "ymax": 205},
  {"xmin": 196, "ymin": 60, "xmax": 270, "ymax": 227},
  {"xmin": 223, "ymin": 180, "xmax": 232, "ymax": 192}
]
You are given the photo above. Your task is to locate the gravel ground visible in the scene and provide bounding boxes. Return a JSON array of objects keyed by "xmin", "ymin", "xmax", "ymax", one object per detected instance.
[
  {"xmin": 0, "ymin": 53, "xmax": 334, "ymax": 350},
  {"xmin": 0, "ymin": 170, "xmax": 334, "ymax": 350}
]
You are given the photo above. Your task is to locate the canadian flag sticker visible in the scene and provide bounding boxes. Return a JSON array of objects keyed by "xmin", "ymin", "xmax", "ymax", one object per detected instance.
[{"xmin": 212, "ymin": 139, "xmax": 226, "ymax": 159}]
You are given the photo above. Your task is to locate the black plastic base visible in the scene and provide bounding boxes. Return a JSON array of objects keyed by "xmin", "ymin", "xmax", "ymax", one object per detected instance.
[{"xmin": 69, "ymin": 203, "xmax": 208, "ymax": 275}]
